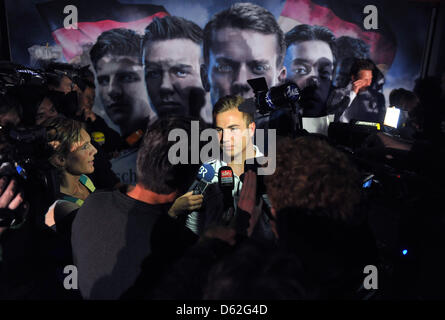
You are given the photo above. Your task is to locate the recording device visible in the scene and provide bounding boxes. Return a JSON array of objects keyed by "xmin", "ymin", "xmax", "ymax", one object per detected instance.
[
  {"xmin": 0, "ymin": 61, "xmax": 46, "ymax": 95},
  {"xmin": 0, "ymin": 125, "xmax": 58, "ymax": 226},
  {"xmin": 218, "ymin": 166, "xmax": 234, "ymax": 190},
  {"xmin": 244, "ymin": 77, "xmax": 301, "ymax": 115},
  {"xmin": 218, "ymin": 166, "xmax": 235, "ymax": 222},
  {"xmin": 188, "ymin": 163, "xmax": 215, "ymax": 195},
  {"xmin": 241, "ymin": 77, "xmax": 303, "ymax": 137}
]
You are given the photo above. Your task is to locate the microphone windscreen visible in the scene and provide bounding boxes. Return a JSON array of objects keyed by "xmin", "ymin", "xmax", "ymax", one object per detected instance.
[{"xmin": 197, "ymin": 163, "xmax": 215, "ymax": 183}]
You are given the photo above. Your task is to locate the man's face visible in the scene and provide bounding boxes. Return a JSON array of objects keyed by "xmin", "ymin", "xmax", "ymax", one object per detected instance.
[
  {"xmin": 207, "ymin": 27, "xmax": 286, "ymax": 105},
  {"xmin": 0, "ymin": 110, "xmax": 20, "ymax": 127},
  {"xmin": 54, "ymin": 75, "xmax": 79, "ymax": 94},
  {"xmin": 284, "ymin": 40, "xmax": 334, "ymax": 111},
  {"xmin": 36, "ymin": 97, "xmax": 58, "ymax": 125},
  {"xmin": 80, "ymin": 86, "xmax": 95, "ymax": 111},
  {"xmin": 284, "ymin": 40, "xmax": 334, "ymax": 90},
  {"xmin": 144, "ymin": 39, "xmax": 204, "ymax": 118},
  {"xmin": 352, "ymin": 70, "xmax": 373, "ymax": 91},
  {"xmin": 96, "ymin": 54, "xmax": 151, "ymax": 132},
  {"xmin": 215, "ymin": 108, "xmax": 254, "ymax": 162}
]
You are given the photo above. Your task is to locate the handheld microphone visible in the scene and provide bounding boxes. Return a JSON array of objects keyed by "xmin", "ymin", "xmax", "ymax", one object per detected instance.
[
  {"xmin": 218, "ymin": 166, "xmax": 234, "ymax": 191},
  {"xmin": 189, "ymin": 163, "xmax": 215, "ymax": 195},
  {"xmin": 218, "ymin": 166, "xmax": 235, "ymax": 224}
]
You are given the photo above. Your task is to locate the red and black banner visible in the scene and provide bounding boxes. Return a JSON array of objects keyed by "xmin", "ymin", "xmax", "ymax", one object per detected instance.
[
  {"xmin": 279, "ymin": 0, "xmax": 397, "ymax": 69},
  {"xmin": 36, "ymin": 0, "xmax": 169, "ymax": 61}
]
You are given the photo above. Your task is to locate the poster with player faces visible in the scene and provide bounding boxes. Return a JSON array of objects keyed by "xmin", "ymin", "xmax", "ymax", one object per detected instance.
[{"xmin": 5, "ymin": 0, "xmax": 433, "ymax": 134}]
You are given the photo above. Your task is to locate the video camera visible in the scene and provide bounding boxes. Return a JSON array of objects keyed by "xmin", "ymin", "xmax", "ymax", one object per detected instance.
[
  {"xmin": 239, "ymin": 77, "xmax": 304, "ymax": 138},
  {"xmin": 0, "ymin": 124, "xmax": 59, "ymax": 227}
]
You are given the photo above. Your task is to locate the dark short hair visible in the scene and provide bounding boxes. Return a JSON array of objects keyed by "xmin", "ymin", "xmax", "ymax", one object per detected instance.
[
  {"xmin": 265, "ymin": 136, "xmax": 360, "ymax": 220},
  {"xmin": 285, "ymin": 24, "xmax": 336, "ymax": 61},
  {"xmin": 136, "ymin": 116, "xmax": 201, "ymax": 194},
  {"xmin": 203, "ymin": 2, "xmax": 285, "ymax": 67},
  {"xmin": 389, "ymin": 88, "xmax": 418, "ymax": 109},
  {"xmin": 212, "ymin": 95, "xmax": 253, "ymax": 126},
  {"xmin": 349, "ymin": 58, "xmax": 375, "ymax": 78},
  {"xmin": 90, "ymin": 28, "xmax": 143, "ymax": 70},
  {"xmin": 143, "ymin": 16, "xmax": 203, "ymax": 47},
  {"xmin": 0, "ymin": 94, "xmax": 22, "ymax": 119},
  {"xmin": 335, "ymin": 36, "xmax": 370, "ymax": 61}
]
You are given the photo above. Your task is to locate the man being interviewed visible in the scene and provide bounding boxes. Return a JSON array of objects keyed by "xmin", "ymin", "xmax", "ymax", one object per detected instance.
[{"xmin": 186, "ymin": 95, "xmax": 275, "ymax": 242}]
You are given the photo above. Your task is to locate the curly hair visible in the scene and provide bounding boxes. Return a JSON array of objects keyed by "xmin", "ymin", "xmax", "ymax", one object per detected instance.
[{"xmin": 265, "ymin": 136, "xmax": 361, "ymax": 220}]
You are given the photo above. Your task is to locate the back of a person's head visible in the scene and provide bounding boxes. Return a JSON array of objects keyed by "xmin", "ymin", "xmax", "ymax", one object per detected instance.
[
  {"xmin": 266, "ymin": 135, "xmax": 360, "ymax": 220},
  {"xmin": 144, "ymin": 16, "xmax": 203, "ymax": 45},
  {"xmin": 136, "ymin": 116, "xmax": 202, "ymax": 194},
  {"xmin": 90, "ymin": 28, "xmax": 142, "ymax": 70},
  {"xmin": 389, "ymin": 88, "xmax": 419, "ymax": 111},
  {"xmin": 203, "ymin": 2, "xmax": 285, "ymax": 67},
  {"xmin": 203, "ymin": 241, "xmax": 314, "ymax": 299},
  {"xmin": 265, "ymin": 136, "xmax": 377, "ymax": 298}
]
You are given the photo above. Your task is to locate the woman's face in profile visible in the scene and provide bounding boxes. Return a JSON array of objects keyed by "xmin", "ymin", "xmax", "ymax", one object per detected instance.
[{"xmin": 64, "ymin": 129, "xmax": 98, "ymax": 175}]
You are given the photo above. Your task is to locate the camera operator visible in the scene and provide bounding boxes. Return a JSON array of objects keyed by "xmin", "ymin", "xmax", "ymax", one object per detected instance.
[
  {"xmin": 0, "ymin": 138, "xmax": 78, "ymax": 299},
  {"xmin": 327, "ymin": 58, "xmax": 386, "ymax": 124}
]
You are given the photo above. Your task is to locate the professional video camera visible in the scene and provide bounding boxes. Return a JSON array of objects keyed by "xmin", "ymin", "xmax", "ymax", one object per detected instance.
[
  {"xmin": 239, "ymin": 77, "xmax": 304, "ymax": 138},
  {"xmin": 0, "ymin": 124, "xmax": 59, "ymax": 227},
  {"xmin": 0, "ymin": 61, "xmax": 46, "ymax": 95},
  {"xmin": 1, "ymin": 61, "xmax": 86, "ymax": 120},
  {"xmin": 0, "ymin": 62, "xmax": 64, "ymax": 227}
]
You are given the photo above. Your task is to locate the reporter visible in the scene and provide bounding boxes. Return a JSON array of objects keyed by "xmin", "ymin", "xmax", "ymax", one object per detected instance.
[{"xmin": 42, "ymin": 117, "xmax": 97, "ymax": 227}]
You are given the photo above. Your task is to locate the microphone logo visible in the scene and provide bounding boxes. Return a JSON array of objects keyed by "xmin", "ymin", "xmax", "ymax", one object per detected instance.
[{"xmin": 198, "ymin": 166, "xmax": 208, "ymax": 178}]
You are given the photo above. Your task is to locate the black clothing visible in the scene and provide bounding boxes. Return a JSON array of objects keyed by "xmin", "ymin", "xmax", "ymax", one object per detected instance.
[
  {"xmin": 0, "ymin": 222, "xmax": 80, "ymax": 299},
  {"xmin": 71, "ymin": 188, "xmax": 198, "ymax": 299},
  {"xmin": 328, "ymin": 87, "xmax": 386, "ymax": 123},
  {"xmin": 84, "ymin": 114, "xmax": 123, "ymax": 154}
]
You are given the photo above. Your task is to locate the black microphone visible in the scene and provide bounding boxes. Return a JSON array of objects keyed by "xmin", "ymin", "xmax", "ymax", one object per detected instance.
[
  {"xmin": 218, "ymin": 166, "xmax": 235, "ymax": 224},
  {"xmin": 188, "ymin": 163, "xmax": 215, "ymax": 195}
]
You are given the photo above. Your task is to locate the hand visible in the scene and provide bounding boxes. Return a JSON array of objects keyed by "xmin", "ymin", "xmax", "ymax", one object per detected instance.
[
  {"xmin": 0, "ymin": 176, "xmax": 24, "ymax": 211},
  {"xmin": 0, "ymin": 176, "xmax": 27, "ymax": 234},
  {"xmin": 168, "ymin": 191, "xmax": 203, "ymax": 218},
  {"xmin": 352, "ymin": 79, "xmax": 368, "ymax": 94},
  {"xmin": 237, "ymin": 170, "xmax": 262, "ymax": 237}
]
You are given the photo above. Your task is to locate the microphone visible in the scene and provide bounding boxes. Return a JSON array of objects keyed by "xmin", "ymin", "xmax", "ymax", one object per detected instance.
[
  {"xmin": 188, "ymin": 163, "xmax": 215, "ymax": 195},
  {"xmin": 218, "ymin": 166, "xmax": 235, "ymax": 224}
]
